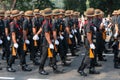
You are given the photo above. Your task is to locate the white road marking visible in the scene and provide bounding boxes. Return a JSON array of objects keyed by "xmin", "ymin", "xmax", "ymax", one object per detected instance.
[
  {"xmin": 81, "ymin": 53, "xmax": 114, "ymax": 56},
  {"xmin": 27, "ymin": 79, "xmax": 49, "ymax": 80},
  {"xmin": 0, "ymin": 77, "xmax": 15, "ymax": 80}
]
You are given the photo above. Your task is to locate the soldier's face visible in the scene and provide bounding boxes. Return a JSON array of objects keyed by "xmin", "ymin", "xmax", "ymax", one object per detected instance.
[
  {"xmin": 0, "ymin": 16, "xmax": 3, "ymax": 19},
  {"xmin": 59, "ymin": 15, "xmax": 63, "ymax": 18}
]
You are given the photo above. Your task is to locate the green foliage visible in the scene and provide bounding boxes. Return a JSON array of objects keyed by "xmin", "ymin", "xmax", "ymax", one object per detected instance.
[
  {"xmin": 0, "ymin": 0, "xmax": 55, "ymax": 11},
  {"xmin": 64, "ymin": 0, "xmax": 120, "ymax": 15}
]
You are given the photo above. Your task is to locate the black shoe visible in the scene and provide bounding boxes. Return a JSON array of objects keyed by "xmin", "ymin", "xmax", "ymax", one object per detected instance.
[
  {"xmin": 62, "ymin": 62, "xmax": 71, "ymax": 66},
  {"xmin": 0, "ymin": 67, "xmax": 2, "ymax": 70},
  {"xmin": 22, "ymin": 65, "xmax": 32, "ymax": 71},
  {"xmin": 95, "ymin": 63, "xmax": 102, "ymax": 67},
  {"xmin": 33, "ymin": 61, "xmax": 40, "ymax": 65},
  {"xmin": 65, "ymin": 58, "xmax": 71, "ymax": 61},
  {"xmin": 39, "ymin": 70, "xmax": 49, "ymax": 75},
  {"xmin": 72, "ymin": 54, "xmax": 79, "ymax": 56},
  {"xmin": 53, "ymin": 69, "xmax": 63, "ymax": 74},
  {"xmin": 104, "ymin": 50, "xmax": 110, "ymax": 53},
  {"xmin": 114, "ymin": 64, "xmax": 120, "ymax": 69},
  {"xmin": 78, "ymin": 70, "xmax": 87, "ymax": 76},
  {"xmin": 98, "ymin": 58, "xmax": 107, "ymax": 61},
  {"xmin": 89, "ymin": 70, "xmax": 100, "ymax": 74},
  {"xmin": 7, "ymin": 67, "xmax": 16, "ymax": 72}
]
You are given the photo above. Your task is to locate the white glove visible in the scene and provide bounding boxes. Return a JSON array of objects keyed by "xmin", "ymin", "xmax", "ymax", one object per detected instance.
[
  {"xmin": 14, "ymin": 43, "xmax": 19, "ymax": 48},
  {"xmin": 69, "ymin": 34, "xmax": 73, "ymax": 38},
  {"xmin": 7, "ymin": 36, "xmax": 10, "ymax": 41},
  {"xmin": 90, "ymin": 43, "xmax": 96, "ymax": 49},
  {"xmin": 114, "ymin": 32, "xmax": 118, "ymax": 38},
  {"xmin": 60, "ymin": 35, "xmax": 64, "ymax": 40},
  {"xmin": 72, "ymin": 30, "xmax": 74, "ymax": 34},
  {"xmin": 49, "ymin": 44, "xmax": 54, "ymax": 49},
  {"xmin": 74, "ymin": 29, "xmax": 77, "ymax": 33},
  {"xmin": 0, "ymin": 39, "xmax": 3, "ymax": 44},
  {"xmin": 93, "ymin": 27, "xmax": 97, "ymax": 32},
  {"xmin": 33, "ymin": 35, "xmax": 39, "ymax": 40},
  {"xmin": 25, "ymin": 39, "xmax": 30, "ymax": 44},
  {"xmin": 55, "ymin": 40, "xmax": 59, "ymax": 45}
]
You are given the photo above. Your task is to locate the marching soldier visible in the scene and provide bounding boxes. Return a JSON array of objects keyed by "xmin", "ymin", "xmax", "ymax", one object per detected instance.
[
  {"xmin": 72, "ymin": 11, "xmax": 81, "ymax": 46},
  {"xmin": 0, "ymin": 10, "xmax": 5, "ymax": 70},
  {"xmin": 23, "ymin": 10, "xmax": 40, "ymax": 65},
  {"xmin": 93, "ymin": 9, "xmax": 107, "ymax": 62},
  {"xmin": 78, "ymin": 8, "xmax": 100, "ymax": 76},
  {"xmin": 64, "ymin": 10, "xmax": 79, "ymax": 56},
  {"xmin": 111, "ymin": 10, "xmax": 120, "ymax": 68},
  {"xmin": 3, "ymin": 10, "xmax": 11, "ymax": 63},
  {"xmin": 30, "ymin": 9, "xmax": 41, "ymax": 65},
  {"xmin": 7, "ymin": 10, "xmax": 32, "ymax": 72},
  {"xmin": 52, "ymin": 9, "xmax": 71, "ymax": 66},
  {"xmin": 34, "ymin": 8, "xmax": 62, "ymax": 75}
]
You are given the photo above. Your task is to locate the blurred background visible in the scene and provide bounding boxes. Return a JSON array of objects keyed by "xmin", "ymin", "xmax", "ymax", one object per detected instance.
[{"xmin": 0, "ymin": 0, "xmax": 120, "ymax": 15}]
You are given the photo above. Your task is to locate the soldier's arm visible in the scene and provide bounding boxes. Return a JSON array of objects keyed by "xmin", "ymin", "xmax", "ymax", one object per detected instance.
[
  {"xmin": 4, "ymin": 20, "xmax": 9, "ymax": 36},
  {"xmin": 10, "ymin": 23, "xmax": 17, "ymax": 43},
  {"xmin": 23, "ymin": 30, "xmax": 27, "ymax": 40},
  {"xmin": 36, "ymin": 27, "xmax": 42, "ymax": 35},
  {"xmin": 115, "ymin": 24, "xmax": 119, "ymax": 33},
  {"xmin": 32, "ymin": 27, "xmax": 36, "ymax": 35},
  {"xmin": 5, "ymin": 28, "xmax": 9, "ymax": 36},
  {"xmin": 87, "ymin": 32, "xmax": 92, "ymax": 44},
  {"xmin": 66, "ymin": 27, "xmax": 71, "ymax": 34},
  {"xmin": 12, "ymin": 32, "xmax": 17, "ymax": 43},
  {"xmin": 45, "ymin": 32, "xmax": 52, "ymax": 44},
  {"xmin": 23, "ymin": 20, "xmax": 28, "ymax": 40}
]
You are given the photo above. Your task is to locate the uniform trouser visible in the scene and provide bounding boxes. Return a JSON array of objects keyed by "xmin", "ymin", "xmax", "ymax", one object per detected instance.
[
  {"xmin": 37, "ymin": 35, "xmax": 42, "ymax": 54},
  {"xmin": 58, "ymin": 37, "xmax": 68, "ymax": 62},
  {"xmin": 39, "ymin": 38, "xmax": 57, "ymax": 71},
  {"xmin": 28, "ymin": 35, "xmax": 38, "ymax": 61},
  {"xmin": 3, "ymin": 36, "xmax": 11, "ymax": 63},
  {"xmin": 8, "ymin": 39, "xmax": 26, "ymax": 67},
  {"xmin": 96, "ymin": 32, "xmax": 104, "ymax": 60},
  {"xmin": 78, "ymin": 49, "xmax": 95, "ymax": 71},
  {"xmin": 75, "ymin": 29, "xmax": 81, "ymax": 45},
  {"xmin": 68, "ymin": 37, "xmax": 76, "ymax": 55},
  {"xmin": 112, "ymin": 40, "xmax": 120, "ymax": 65}
]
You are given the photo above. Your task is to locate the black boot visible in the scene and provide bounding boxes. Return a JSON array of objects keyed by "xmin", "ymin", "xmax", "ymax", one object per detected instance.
[
  {"xmin": 39, "ymin": 65, "xmax": 49, "ymax": 75},
  {"xmin": 33, "ymin": 59, "xmax": 40, "ymax": 65},
  {"xmin": 89, "ymin": 68, "xmax": 100, "ymax": 74},
  {"xmin": 22, "ymin": 64, "xmax": 32, "ymax": 71},
  {"xmin": 94, "ymin": 63, "xmax": 102, "ymax": 67},
  {"xmin": 114, "ymin": 62, "xmax": 120, "ymax": 69},
  {"xmin": 78, "ymin": 70, "xmax": 87, "ymax": 76},
  {"xmin": 62, "ymin": 61, "xmax": 71, "ymax": 66},
  {"xmin": 52, "ymin": 65, "xmax": 63, "ymax": 74},
  {"xmin": 7, "ymin": 66, "xmax": 16, "ymax": 72},
  {"xmin": 71, "ymin": 51, "xmax": 79, "ymax": 56}
]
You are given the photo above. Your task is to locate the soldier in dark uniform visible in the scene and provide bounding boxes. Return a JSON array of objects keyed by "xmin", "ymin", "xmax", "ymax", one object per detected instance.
[
  {"xmin": 93, "ymin": 9, "xmax": 107, "ymax": 62},
  {"xmin": 34, "ymin": 8, "xmax": 62, "ymax": 75},
  {"xmin": 7, "ymin": 10, "xmax": 32, "ymax": 72},
  {"xmin": 52, "ymin": 9, "xmax": 71, "ymax": 66},
  {"xmin": 111, "ymin": 10, "xmax": 120, "ymax": 68},
  {"xmin": 78, "ymin": 8, "xmax": 100, "ymax": 76},
  {"xmin": 30, "ymin": 9, "xmax": 42, "ymax": 65},
  {"xmin": 0, "ymin": 10, "xmax": 5, "ymax": 70},
  {"xmin": 64, "ymin": 10, "xmax": 79, "ymax": 56},
  {"xmin": 23, "ymin": 10, "xmax": 40, "ymax": 65},
  {"xmin": 73, "ymin": 11, "xmax": 81, "ymax": 46},
  {"xmin": 3, "ymin": 10, "xmax": 11, "ymax": 63}
]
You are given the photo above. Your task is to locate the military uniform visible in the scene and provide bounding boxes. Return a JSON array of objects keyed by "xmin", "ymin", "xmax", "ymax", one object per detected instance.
[
  {"xmin": 38, "ymin": 8, "xmax": 62, "ymax": 75},
  {"xmin": 52, "ymin": 9, "xmax": 70, "ymax": 66},
  {"xmin": 7, "ymin": 10, "xmax": 32, "ymax": 72},
  {"xmin": 64, "ymin": 10, "xmax": 79, "ymax": 56},
  {"xmin": 78, "ymin": 8, "xmax": 100, "ymax": 76},
  {"xmin": 111, "ymin": 10, "xmax": 120, "ymax": 68}
]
